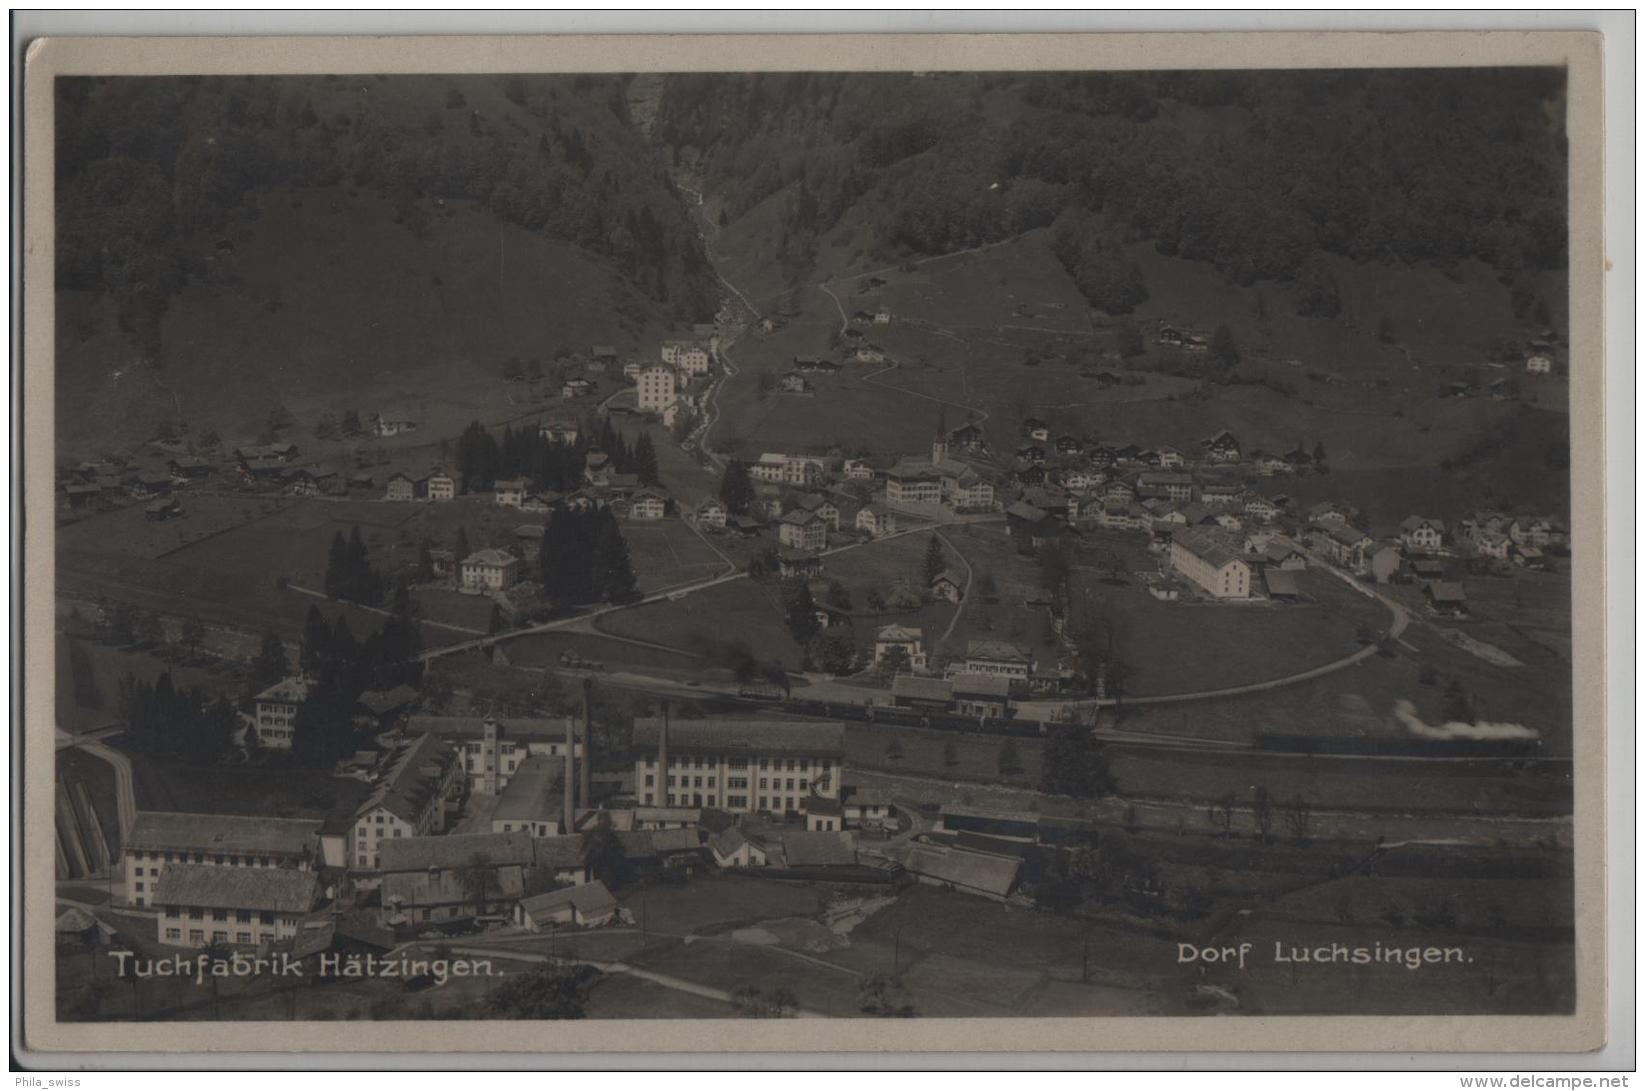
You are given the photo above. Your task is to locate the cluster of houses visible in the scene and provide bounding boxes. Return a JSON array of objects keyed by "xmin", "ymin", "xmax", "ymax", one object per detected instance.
[{"xmin": 632, "ymin": 334, "xmax": 719, "ymax": 426}]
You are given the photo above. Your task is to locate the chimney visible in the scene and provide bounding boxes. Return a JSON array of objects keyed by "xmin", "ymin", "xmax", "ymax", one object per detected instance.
[
  {"xmin": 580, "ymin": 677, "xmax": 593, "ymax": 808},
  {"xmin": 563, "ymin": 715, "xmax": 576, "ymax": 834},
  {"xmin": 657, "ymin": 702, "xmax": 670, "ymax": 807}
]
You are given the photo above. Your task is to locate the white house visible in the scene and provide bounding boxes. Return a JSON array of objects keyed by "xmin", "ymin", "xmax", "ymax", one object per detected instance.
[
  {"xmin": 494, "ymin": 479, "xmax": 529, "ymax": 508},
  {"xmin": 637, "ymin": 366, "xmax": 677, "ymax": 414},
  {"xmin": 1400, "ymin": 516, "xmax": 1446, "ymax": 553},
  {"xmin": 874, "ymin": 625, "xmax": 927, "ymax": 672},
  {"xmin": 855, "ymin": 503, "xmax": 897, "ymax": 537},
  {"xmin": 253, "ymin": 676, "xmax": 312, "ymax": 749},
  {"xmin": 460, "ymin": 549, "xmax": 520, "ymax": 592},
  {"xmin": 1169, "ymin": 527, "xmax": 1253, "ymax": 599}
]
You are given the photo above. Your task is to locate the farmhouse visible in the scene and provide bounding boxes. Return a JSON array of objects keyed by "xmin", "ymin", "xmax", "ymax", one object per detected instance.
[
  {"xmin": 1244, "ymin": 496, "xmax": 1279, "ymax": 522},
  {"xmin": 874, "ymin": 625, "xmax": 928, "ymax": 671},
  {"xmin": 591, "ymin": 345, "xmax": 619, "ymax": 368},
  {"xmin": 253, "ymin": 676, "xmax": 313, "ymax": 749},
  {"xmin": 494, "ymin": 478, "xmax": 529, "ymax": 508},
  {"xmin": 426, "ymin": 470, "xmax": 456, "ymax": 501},
  {"xmin": 562, "ymin": 378, "xmax": 595, "ymax": 399},
  {"xmin": 1200, "ymin": 483, "xmax": 1244, "ymax": 507},
  {"xmin": 1315, "ymin": 522, "xmax": 1375, "ymax": 570},
  {"xmin": 928, "ymin": 569, "xmax": 964, "ymax": 603},
  {"xmin": 631, "ymin": 717, "xmax": 845, "ymax": 817},
  {"xmin": 843, "ymin": 458, "xmax": 875, "ymax": 480},
  {"xmin": 123, "ymin": 812, "xmax": 321, "ymax": 909},
  {"xmin": 144, "ymin": 496, "xmax": 182, "ymax": 521},
  {"xmin": 153, "ymin": 865, "xmax": 321, "ymax": 948},
  {"xmin": 460, "ymin": 549, "xmax": 521, "ymax": 593},
  {"xmin": 629, "ymin": 489, "xmax": 667, "ymax": 521},
  {"xmin": 794, "ymin": 492, "xmax": 841, "ymax": 530},
  {"xmin": 1169, "ymin": 527, "xmax": 1252, "ymax": 599},
  {"xmin": 1400, "ymin": 516, "xmax": 1446, "ymax": 553},
  {"xmin": 514, "ymin": 880, "xmax": 618, "ymax": 931},
  {"xmin": 540, "ymin": 419, "xmax": 580, "ymax": 445},
  {"xmin": 779, "ymin": 508, "xmax": 828, "ymax": 551},
  {"xmin": 1021, "ymin": 418, "xmax": 1049, "ymax": 442},
  {"xmin": 855, "ymin": 502, "xmax": 897, "ymax": 537},
  {"xmin": 694, "ymin": 498, "xmax": 728, "ymax": 528},
  {"xmin": 374, "ymin": 412, "xmax": 418, "ymax": 437},
  {"xmin": 384, "ymin": 473, "xmax": 423, "ymax": 502},
  {"xmin": 963, "ymin": 640, "xmax": 1033, "ymax": 680},
  {"xmin": 1526, "ymin": 354, "xmax": 1553, "ymax": 374},
  {"xmin": 1203, "ymin": 430, "xmax": 1242, "ymax": 464},
  {"xmin": 1424, "ymin": 581, "xmax": 1469, "ymax": 616},
  {"xmin": 350, "ymin": 733, "xmax": 465, "ymax": 872},
  {"xmin": 1475, "ymin": 532, "xmax": 1512, "ymax": 560},
  {"xmin": 777, "ymin": 372, "xmax": 813, "ymax": 395}
]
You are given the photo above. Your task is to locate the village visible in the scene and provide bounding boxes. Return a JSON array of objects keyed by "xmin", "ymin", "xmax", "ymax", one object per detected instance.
[
  {"xmin": 53, "ymin": 317, "xmax": 1575, "ymax": 1021},
  {"xmin": 46, "ymin": 66, "xmax": 1579, "ymax": 1026}
]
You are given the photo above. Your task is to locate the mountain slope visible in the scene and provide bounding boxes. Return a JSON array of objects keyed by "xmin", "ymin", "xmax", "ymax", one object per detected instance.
[{"xmin": 54, "ymin": 74, "xmax": 718, "ymax": 448}]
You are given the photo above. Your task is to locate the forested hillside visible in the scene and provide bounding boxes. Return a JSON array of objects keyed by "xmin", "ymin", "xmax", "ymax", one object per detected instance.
[
  {"xmin": 655, "ymin": 69, "xmax": 1566, "ymax": 320},
  {"xmin": 56, "ymin": 74, "xmax": 718, "ymax": 363}
]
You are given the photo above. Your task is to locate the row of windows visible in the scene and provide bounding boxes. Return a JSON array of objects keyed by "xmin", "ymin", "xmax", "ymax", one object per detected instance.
[
  {"xmin": 645, "ymin": 756, "xmax": 830, "ymax": 773},
  {"xmin": 130, "ymin": 851, "xmax": 287, "ymax": 868},
  {"xmin": 164, "ymin": 906, "xmax": 277, "ymax": 924}
]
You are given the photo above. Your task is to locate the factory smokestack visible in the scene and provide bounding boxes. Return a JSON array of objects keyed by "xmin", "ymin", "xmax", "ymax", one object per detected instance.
[
  {"xmin": 580, "ymin": 677, "xmax": 593, "ymax": 809},
  {"xmin": 563, "ymin": 713, "xmax": 576, "ymax": 834}
]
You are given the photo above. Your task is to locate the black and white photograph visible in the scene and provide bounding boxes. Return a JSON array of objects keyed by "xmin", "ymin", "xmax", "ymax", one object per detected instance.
[{"xmin": 19, "ymin": 28, "xmax": 1615, "ymax": 1060}]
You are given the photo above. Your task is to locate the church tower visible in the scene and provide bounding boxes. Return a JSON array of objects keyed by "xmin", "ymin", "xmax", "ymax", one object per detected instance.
[{"xmin": 931, "ymin": 406, "xmax": 948, "ymax": 466}]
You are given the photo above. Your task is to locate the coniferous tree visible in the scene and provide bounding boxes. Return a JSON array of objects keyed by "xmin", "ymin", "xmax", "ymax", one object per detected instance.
[
  {"xmin": 719, "ymin": 460, "xmax": 755, "ymax": 516},
  {"xmin": 250, "ymin": 627, "xmax": 288, "ymax": 690},
  {"xmin": 633, "ymin": 432, "xmax": 660, "ymax": 486},
  {"xmin": 323, "ymin": 531, "xmax": 349, "ymax": 599},
  {"xmin": 922, "ymin": 533, "xmax": 946, "ymax": 587},
  {"xmin": 592, "ymin": 509, "xmax": 637, "ymax": 600},
  {"xmin": 455, "ymin": 525, "xmax": 472, "ymax": 563},
  {"xmin": 299, "ymin": 605, "xmax": 330, "ymax": 674}
]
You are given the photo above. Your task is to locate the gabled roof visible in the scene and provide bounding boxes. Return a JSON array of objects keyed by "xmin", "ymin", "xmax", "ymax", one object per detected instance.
[
  {"xmin": 1263, "ymin": 569, "xmax": 1300, "ymax": 597},
  {"xmin": 517, "ymin": 879, "xmax": 617, "ymax": 920},
  {"xmin": 462, "ymin": 549, "xmax": 518, "ymax": 567},
  {"xmin": 1425, "ymin": 581, "xmax": 1467, "ymax": 603},
  {"xmin": 966, "ymin": 639, "xmax": 1031, "ymax": 663},
  {"xmin": 892, "ymin": 675, "xmax": 953, "ymax": 703},
  {"xmin": 631, "ymin": 719, "xmax": 845, "ymax": 758},
  {"xmin": 152, "ymin": 864, "xmax": 321, "ymax": 914},
  {"xmin": 126, "ymin": 812, "xmax": 321, "ymax": 857},
  {"xmin": 780, "ymin": 831, "xmax": 856, "ymax": 868},
  {"xmin": 1172, "ymin": 527, "xmax": 1248, "ymax": 569},
  {"xmin": 492, "ymin": 754, "xmax": 567, "ymax": 823},
  {"xmin": 255, "ymin": 677, "xmax": 312, "ymax": 704},
  {"xmin": 876, "ymin": 625, "xmax": 923, "ymax": 643},
  {"xmin": 376, "ymin": 830, "xmax": 537, "ymax": 873},
  {"xmin": 950, "ymin": 672, "xmax": 1012, "ymax": 699},
  {"xmin": 904, "ymin": 843, "xmax": 1019, "ymax": 897}
]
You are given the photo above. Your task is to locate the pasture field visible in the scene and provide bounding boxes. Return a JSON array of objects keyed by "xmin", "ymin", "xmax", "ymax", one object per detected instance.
[
  {"xmin": 619, "ymin": 520, "xmax": 733, "ymax": 593},
  {"xmin": 595, "ymin": 578, "xmax": 804, "ymax": 669},
  {"xmin": 56, "ymin": 493, "xmax": 283, "ymax": 561}
]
